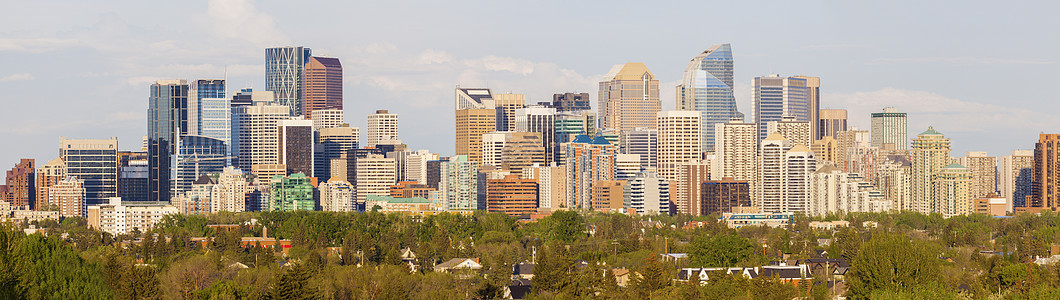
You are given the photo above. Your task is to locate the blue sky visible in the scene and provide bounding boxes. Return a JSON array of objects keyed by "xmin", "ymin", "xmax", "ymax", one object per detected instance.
[{"xmin": 1, "ymin": 0, "xmax": 1058, "ymax": 171}]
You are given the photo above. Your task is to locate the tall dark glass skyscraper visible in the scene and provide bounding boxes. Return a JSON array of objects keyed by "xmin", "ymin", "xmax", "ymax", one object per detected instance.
[
  {"xmin": 676, "ymin": 44, "xmax": 743, "ymax": 151},
  {"xmin": 149, "ymin": 80, "xmax": 189, "ymax": 202},
  {"xmin": 265, "ymin": 46, "xmax": 312, "ymax": 116},
  {"xmin": 172, "ymin": 135, "xmax": 228, "ymax": 196}
]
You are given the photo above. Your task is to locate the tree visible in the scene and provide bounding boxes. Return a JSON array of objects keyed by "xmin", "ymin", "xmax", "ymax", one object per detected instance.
[
  {"xmin": 547, "ymin": 211, "xmax": 583, "ymax": 243},
  {"xmin": 847, "ymin": 233, "xmax": 942, "ymax": 298},
  {"xmin": 688, "ymin": 233, "xmax": 759, "ymax": 267},
  {"xmin": 632, "ymin": 256, "xmax": 671, "ymax": 297},
  {"xmin": 272, "ymin": 264, "xmax": 318, "ymax": 299}
]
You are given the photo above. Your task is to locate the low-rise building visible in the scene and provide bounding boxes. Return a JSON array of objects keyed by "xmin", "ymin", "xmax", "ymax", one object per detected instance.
[
  {"xmin": 87, "ymin": 197, "xmax": 178, "ymax": 235},
  {"xmin": 719, "ymin": 212, "xmax": 793, "ymax": 228}
]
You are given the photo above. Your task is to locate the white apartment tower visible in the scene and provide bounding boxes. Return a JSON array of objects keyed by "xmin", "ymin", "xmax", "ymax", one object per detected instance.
[
  {"xmin": 766, "ymin": 116, "xmax": 811, "ymax": 148},
  {"xmin": 232, "ymin": 103, "xmax": 289, "ymax": 172},
  {"xmin": 999, "ymin": 150, "xmax": 1034, "ymax": 211},
  {"xmin": 355, "ymin": 154, "xmax": 397, "ymax": 203},
  {"xmin": 758, "ymin": 133, "xmax": 816, "ymax": 213},
  {"xmin": 656, "ymin": 111, "xmax": 702, "ymax": 181},
  {"xmin": 871, "ymin": 107, "xmax": 908, "ymax": 150},
  {"xmin": 209, "ymin": 167, "xmax": 250, "ymax": 213},
  {"xmin": 955, "ymin": 151, "xmax": 998, "ymax": 199},
  {"xmin": 367, "ymin": 110, "xmax": 398, "ymax": 148}
]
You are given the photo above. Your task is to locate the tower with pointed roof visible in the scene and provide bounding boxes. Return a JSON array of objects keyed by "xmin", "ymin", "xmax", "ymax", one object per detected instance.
[
  {"xmin": 599, "ymin": 63, "xmax": 661, "ymax": 134},
  {"xmin": 911, "ymin": 126, "xmax": 951, "ymax": 214},
  {"xmin": 676, "ymin": 44, "xmax": 743, "ymax": 151}
]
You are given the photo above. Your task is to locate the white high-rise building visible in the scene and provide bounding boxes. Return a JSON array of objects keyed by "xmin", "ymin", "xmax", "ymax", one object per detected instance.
[
  {"xmin": 311, "ymin": 108, "xmax": 345, "ymax": 131},
  {"xmin": 809, "ymin": 164, "xmax": 891, "ymax": 216},
  {"xmin": 999, "ymin": 150, "xmax": 1034, "ymax": 211},
  {"xmin": 711, "ymin": 119, "xmax": 757, "ymax": 190},
  {"xmin": 871, "ymin": 107, "xmax": 908, "ymax": 150},
  {"xmin": 624, "ymin": 171, "xmax": 670, "ymax": 215},
  {"xmin": 620, "ymin": 128, "xmax": 658, "ymax": 170},
  {"xmin": 319, "ymin": 179, "xmax": 355, "ymax": 212},
  {"xmin": 657, "ymin": 111, "xmax": 702, "ymax": 181},
  {"xmin": 758, "ymin": 133, "xmax": 816, "ymax": 213},
  {"xmin": 615, "ymin": 154, "xmax": 642, "ymax": 180},
  {"xmin": 481, "ymin": 131, "xmax": 512, "ymax": 167},
  {"xmin": 524, "ymin": 163, "xmax": 565, "ymax": 210},
  {"xmin": 232, "ymin": 103, "xmax": 289, "ymax": 172},
  {"xmin": 367, "ymin": 110, "xmax": 398, "ymax": 148},
  {"xmin": 404, "ymin": 150, "xmax": 439, "ymax": 184},
  {"xmin": 209, "ymin": 167, "xmax": 250, "ymax": 213},
  {"xmin": 766, "ymin": 116, "xmax": 811, "ymax": 149},
  {"xmin": 877, "ymin": 155, "xmax": 912, "ymax": 211},
  {"xmin": 355, "ymin": 154, "xmax": 397, "ymax": 203}
]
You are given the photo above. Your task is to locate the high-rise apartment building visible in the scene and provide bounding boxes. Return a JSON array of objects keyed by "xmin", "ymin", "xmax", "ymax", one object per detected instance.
[
  {"xmin": 210, "ymin": 167, "xmax": 250, "ymax": 213},
  {"xmin": 311, "ymin": 108, "xmax": 344, "ymax": 131},
  {"xmin": 493, "ymin": 93, "xmax": 526, "ymax": 132},
  {"xmin": 999, "ymin": 150, "xmax": 1034, "ymax": 210},
  {"xmin": 808, "ymin": 165, "xmax": 890, "ymax": 216},
  {"xmin": 481, "ymin": 131, "xmax": 511, "ymax": 168},
  {"xmin": 835, "ymin": 129, "xmax": 871, "ymax": 170},
  {"xmin": 278, "ymin": 119, "xmax": 314, "ymax": 176},
  {"xmin": 657, "ymin": 111, "xmax": 702, "ymax": 181},
  {"xmin": 550, "ymin": 93, "xmax": 591, "ymax": 112},
  {"xmin": 766, "ymin": 116, "xmax": 811, "ymax": 148},
  {"xmin": 439, "ymin": 155, "xmax": 479, "ymax": 210},
  {"xmin": 2, "ymin": 159, "xmax": 34, "ymax": 209},
  {"xmin": 232, "ymin": 102, "xmax": 289, "ymax": 172},
  {"xmin": 1028, "ymin": 134, "xmax": 1060, "ymax": 211},
  {"xmin": 35, "ymin": 157, "xmax": 66, "ymax": 210},
  {"xmin": 711, "ymin": 119, "xmax": 757, "ymax": 188},
  {"xmin": 676, "ymin": 44, "xmax": 743, "ymax": 151},
  {"xmin": 793, "ymin": 76, "xmax": 820, "ymax": 140},
  {"xmin": 910, "ymin": 127, "xmax": 951, "ymax": 214},
  {"xmin": 319, "ymin": 179, "xmax": 355, "ymax": 212},
  {"xmin": 270, "ymin": 173, "xmax": 315, "ymax": 211},
  {"xmin": 624, "ymin": 171, "xmax": 670, "ymax": 215},
  {"xmin": 48, "ymin": 176, "xmax": 85, "ymax": 218},
  {"xmin": 501, "ymin": 132, "xmax": 546, "ymax": 177},
  {"xmin": 524, "ymin": 164, "xmax": 565, "ymax": 211},
  {"xmin": 811, "ymin": 136, "xmax": 838, "ymax": 165},
  {"xmin": 955, "ymin": 152, "xmax": 998, "ymax": 199},
  {"xmin": 758, "ymin": 133, "xmax": 816, "ymax": 213},
  {"xmin": 555, "ymin": 111, "xmax": 597, "ymax": 147},
  {"xmin": 871, "ymin": 107, "xmax": 908, "ymax": 150},
  {"xmin": 817, "ymin": 109, "xmax": 847, "ymax": 140},
  {"xmin": 486, "ymin": 175, "xmax": 538, "ymax": 217},
  {"xmin": 599, "ymin": 63, "xmax": 661, "ymax": 133},
  {"xmin": 148, "ymin": 80, "xmax": 188, "ymax": 202},
  {"xmin": 934, "ymin": 163, "xmax": 973, "ymax": 217},
  {"xmin": 355, "ymin": 154, "xmax": 397, "ymax": 203},
  {"xmin": 60, "ymin": 137, "xmax": 118, "ymax": 206},
  {"xmin": 752, "ymin": 75, "xmax": 809, "ymax": 141},
  {"xmin": 367, "ymin": 110, "xmax": 398, "ymax": 148},
  {"xmin": 265, "ymin": 46, "xmax": 312, "ymax": 116},
  {"xmin": 615, "ymin": 154, "xmax": 642, "ymax": 181},
  {"xmin": 877, "ymin": 155, "xmax": 912, "ymax": 211},
  {"xmin": 303, "ymin": 56, "xmax": 342, "ymax": 119},
  {"xmin": 676, "ymin": 160, "xmax": 710, "ymax": 215},
  {"xmin": 701, "ymin": 178, "xmax": 751, "ymax": 216},
  {"xmin": 313, "ymin": 125, "xmax": 359, "ymax": 181},
  {"xmin": 619, "ymin": 128, "xmax": 657, "ymax": 170},
  {"xmin": 564, "ymin": 135, "xmax": 617, "ymax": 209},
  {"xmin": 514, "ymin": 106, "xmax": 556, "ymax": 164},
  {"xmin": 845, "ymin": 146, "xmax": 880, "ymax": 185}
]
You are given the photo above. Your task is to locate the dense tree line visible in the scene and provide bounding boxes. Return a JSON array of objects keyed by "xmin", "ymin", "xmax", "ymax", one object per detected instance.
[{"xmin": 2, "ymin": 210, "xmax": 1060, "ymax": 298}]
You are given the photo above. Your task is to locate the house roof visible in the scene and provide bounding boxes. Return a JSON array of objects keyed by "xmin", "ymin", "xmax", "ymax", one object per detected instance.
[
  {"xmin": 760, "ymin": 266, "xmax": 806, "ymax": 279},
  {"xmin": 612, "ymin": 268, "xmax": 630, "ymax": 276},
  {"xmin": 435, "ymin": 258, "xmax": 480, "ymax": 269},
  {"xmin": 513, "ymin": 263, "xmax": 535, "ymax": 275}
]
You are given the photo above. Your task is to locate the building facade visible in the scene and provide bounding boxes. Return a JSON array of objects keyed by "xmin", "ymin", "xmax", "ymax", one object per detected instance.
[
  {"xmin": 367, "ymin": 110, "xmax": 398, "ymax": 148},
  {"xmin": 486, "ymin": 175, "xmax": 538, "ymax": 217},
  {"xmin": 657, "ymin": 111, "xmax": 702, "ymax": 181},
  {"xmin": 60, "ymin": 137, "xmax": 118, "ymax": 206},
  {"xmin": 303, "ymin": 56, "xmax": 342, "ymax": 119},
  {"xmin": 752, "ymin": 75, "xmax": 808, "ymax": 140},
  {"xmin": 599, "ymin": 63, "xmax": 661, "ymax": 133},
  {"xmin": 871, "ymin": 107, "xmax": 908, "ymax": 150},
  {"xmin": 676, "ymin": 44, "xmax": 742, "ymax": 150},
  {"xmin": 265, "ymin": 46, "xmax": 312, "ymax": 116}
]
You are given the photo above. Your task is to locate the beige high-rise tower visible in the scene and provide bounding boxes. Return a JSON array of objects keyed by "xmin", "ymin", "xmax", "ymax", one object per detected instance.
[
  {"xmin": 455, "ymin": 88, "xmax": 498, "ymax": 164},
  {"xmin": 493, "ymin": 93, "xmax": 526, "ymax": 132},
  {"xmin": 599, "ymin": 63, "xmax": 661, "ymax": 133},
  {"xmin": 911, "ymin": 127, "xmax": 951, "ymax": 214},
  {"xmin": 955, "ymin": 151, "xmax": 998, "ymax": 199},
  {"xmin": 793, "ymin": 76, "xmax": 821, "ymax": 140},
  {"xmin": 367, "ymin": 109, "xmax": 398, "ymax": 147},
  {"xmin": 656, "ymin": 111, "xmax": 702, "ymax": 181}
]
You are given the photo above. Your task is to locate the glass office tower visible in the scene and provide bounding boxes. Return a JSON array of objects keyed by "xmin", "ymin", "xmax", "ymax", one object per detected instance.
[
  {"xmin": 148, "ymin": 80, "xmax": 189, "ymax": 202},
  {"xmin": 265, "ymin": 46, "xmax": 312, "ymax": 116},
  {"xmin": 676, "ymin": 44, "xmax": 743, "ymax": 151}
]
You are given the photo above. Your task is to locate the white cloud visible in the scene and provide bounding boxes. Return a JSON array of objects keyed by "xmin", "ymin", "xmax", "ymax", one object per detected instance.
[
  {"xmin": 0, "ymin": 73, "xmax": 35, "ymax": 82},
  {"xmin": 824, "ymin": 88, "xmax": 1059, "ymax": 133},
  {"xmin": 417, "ymin": 49, "xmax": 454, "ymax": 65},
  {"xmin": 463, "ymin": 56, "xmax": 536, "ymax": 76},
  {"xmin": 194, "ymin": 0, "xmax": 289, "ymax": 47},
  {"xmin": 870, "ymin": 56, "xmax": 1058, "ymax": 66}
]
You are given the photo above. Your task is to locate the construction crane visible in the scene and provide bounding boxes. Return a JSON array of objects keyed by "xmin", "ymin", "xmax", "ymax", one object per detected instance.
[{"xmin": 181, "ymin": 154, "xmax": 238, "ymax": 179}]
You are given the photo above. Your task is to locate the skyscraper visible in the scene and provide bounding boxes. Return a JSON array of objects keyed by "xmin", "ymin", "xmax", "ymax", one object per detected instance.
[
  {"xmin": 599, "ymin": 63, "xmax": 661, "ymax": 133},
  {"xmin": 311, "ymin": 108, "xmax": 344, "ymax": 131},
  {"xmin": 911, "ymin": 127, "xmax": 951, "ymax": 214},
  {"xmin": 172, "ymin": 135, "xmax": 227, "ymax": 197},
  {"xmin": 676, "ymin": 160, "xmax": 710, "ymax": 215},
  {"xmin": 48, "ymin": 176, "xmax": 85, "ymax": 218},
  {"xmin": 793, "ymin": 76, "xmax": 820, "ymax": 140},
  {"xmin": 999, "ymin": 150, "xmax": 1034, "ymax": 210},
  {"xmin": 550, "ymin": 92, "xmax": 591, "ymax": 112},
  {"xmin": 303, "ymin": 56, "xmax": 342, "ymax": 119},
  {"xmin": 356, "ymin": 154, "xmax": 397, "ymax": 203},
  {"xmin": 758, "ymin": 133, "xmax": 816, "ymax": 213},
  {"xmin": 367, "ymin": 110, "xmax": 398, "ymax": 148},
  {"xmin": 486, "ymin": 175, "xmax": 538, "ymax": 217},
  {"xmin": 624, "ymin": 171, "xmax": 671, "ymax": 215},
  {"xmin": 2, "ymin": 159, "xmax": 34, "ymax": 210},
  {"xmin": 269, "ymin": 173, "xmax": 314, "ymax": 211},
  {"xmin": 877, "ymin": 155, "xmax": 911, "ymax": 211},
  {"xmin": 455, "ymin": 108, "xmax": 497, "ymax": 164},
  {"xmin": 35, "ymin": 157, "xmax": 66, "ymax": 210},
  {"xmin": 60, "ymin": 137, "xmax": 118, "ymax": 206},
  {"xmin": 278, "ymin": 119, "xmax": 314, "ymax": 176},
  {"xmin": 189, "ymin": 80, "xmax": 229, "ymax": 152},
  {"xmin": 934, "ymin": 164, "xmax": 973, "ymax": 217},
  {"xmin": 555, "ymin": 110, "xmax": 597, "ymax": 150},
  {"xmin": 955, "ymin": 151, "xmax": 998, "ymax": 199},
  {"xmin": 232, "ymin": 101, "xmax": 289, "ymax": 172},
  {"xmin": 564, "ymin": 135, "xmax": 617, "ymax": 209},
  {"xmin": 871, "ymin": 107, "xmax": 908, "ymax": 150},
  {"xmin": 766, "ymin": 116, "xmax": 812, "ymax": 148},
  {"xmin": 701, "ymin": 178, "xmax": 751, "ymax": 215},
  {"xmin": 817, "ymin": 109, "xmax": 847, "ymax": 140},
  {"xmin": 619, "ymin": 128, "xmax": 658, "ymax": 171},
  {"xmin": 752, "ymin": 75, "xmax": 809, "ymax": 141},
  {"xmin": 313, "ymin": 125, "xmax": 359, "ymax": 181},
  {"xmin": 656, "ymin": 111, "xmax": 702, "ymax": 181},
  {"xmin": 148, "ymin": 80, "xmax": 188, "ymax": 202},
  {"xmin": 494, "ymin": 93, "xmax": 526, "ymax": 132},
  {"xmin": 1028, "ymin": 134, "xmax": 1060, "ymax": 211},
  {"xmin": 711, "ymin": 119, "xmax": 757, "ymax": 189},
  {"xmin": 676, "ymin": 44, "xmax": 742, "ymax": 151},
  {"xmin": 514, "ymin": 106, "xmax": 557, "ymax": 164},
  {"xmin": 439, "ymin": 155, "xmax": 479, "ymax": 210},
  {"xmin": 500, "ymin": 132, "xmax": 547, "ymax": 177},
  {"xmin": 265, "ymin": 46, "xmax": 312, "ymax": 116}
]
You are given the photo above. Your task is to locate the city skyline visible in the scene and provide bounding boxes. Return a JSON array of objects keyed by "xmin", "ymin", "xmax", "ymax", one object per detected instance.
[{"xmin": 2, "ymin": 1, "xmax": 1059, "ymax": 171}]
